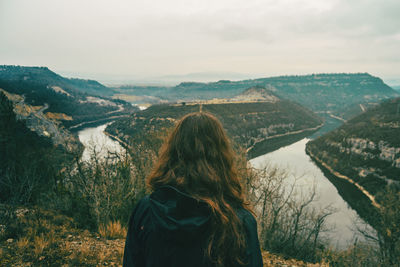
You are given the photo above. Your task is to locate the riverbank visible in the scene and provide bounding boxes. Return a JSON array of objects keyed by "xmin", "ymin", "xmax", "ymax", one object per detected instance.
[
  {"xmin": 306, "ymin": 147, "xmax": 380, "ymax": 209},
  {"xmin": 250, "ymin": 138, "xmax": 372, "ymax": 248},
  {"xmin": 78, "ymin": 123, "xmax": 125, "ymax": 162},
  {"xmin": 247, "ymin": 123, "xmax": 323, "ymax": 159},
  {"xmin": 69, "ymin": 115, "xmax": 130, "ymax": 132},
  {"xmin": 305, "ymin": 146, "xmax": 381, "ymax": 230}
]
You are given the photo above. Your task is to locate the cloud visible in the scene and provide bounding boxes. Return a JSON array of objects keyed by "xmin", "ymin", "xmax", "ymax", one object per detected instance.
[{"xmin": 0, "ymin": 0, "xmax": 399, "ymax": 79}]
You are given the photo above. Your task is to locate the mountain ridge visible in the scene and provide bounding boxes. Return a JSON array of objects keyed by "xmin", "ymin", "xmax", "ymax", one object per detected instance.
[{"xmin": 113, "ymin": 72, "xmax": 399, "ymax": 121}]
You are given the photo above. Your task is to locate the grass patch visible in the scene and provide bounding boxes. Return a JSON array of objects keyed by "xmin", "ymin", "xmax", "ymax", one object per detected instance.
[{"xmin": 98, "ymin": 220, "xmax": 127, "ymax": 240}]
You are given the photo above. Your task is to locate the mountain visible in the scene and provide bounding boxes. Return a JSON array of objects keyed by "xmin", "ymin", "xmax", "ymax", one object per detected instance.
[
  {"xmin": 231, "ymin": 86, "xmax": 279, "ymax": 102},
  {"xmin": 0, "ymin": 66, "xmax": 140, "ymax": 202},
  {"xmin": 106, "ymin": 92, "xmax": 323, "ymax": 158},
  {"xmin": 0, "ymin": 65, "xmax": 114, "ymax": 96},
  {"xmin": 114, "ymin": 73, "xmax": 399, "ymax": 121},
  {"xmin": 306, "ymin": 97, "xmax": 400, "ymax": 204},
  {"xmin": 0, "ymin": 65, "xmax": 137, "ymax": 133}
]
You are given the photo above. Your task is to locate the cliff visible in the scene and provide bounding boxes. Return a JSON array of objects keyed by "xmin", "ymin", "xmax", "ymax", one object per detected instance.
[
  {"xmin": 0, "ymin": 65, "xmax": 137, "ymax": 130},
  {"xmin": 306, "ymin": 97, "xmax": 400, "ymax": 201}
]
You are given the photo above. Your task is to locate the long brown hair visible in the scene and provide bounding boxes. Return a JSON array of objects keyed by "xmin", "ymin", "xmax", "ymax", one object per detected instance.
[{"xmin": 147, "ymin": 111, "xmax": 250, "ymax": 266}]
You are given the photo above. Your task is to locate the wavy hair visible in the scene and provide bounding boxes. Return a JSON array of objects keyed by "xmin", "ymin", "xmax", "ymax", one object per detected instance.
[{"xmin": 147, "ymin": 111, "xmax": 250, "ymax": 266}]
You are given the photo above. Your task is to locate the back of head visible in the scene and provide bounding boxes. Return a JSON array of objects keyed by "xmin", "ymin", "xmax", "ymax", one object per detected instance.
[
  {"xmin": 148, "ymin": 112, "xmax": 242, "ymax": 201},
  {"xmin": 147, "ymin": 112, "xmax": 248, "ymax": 266}
]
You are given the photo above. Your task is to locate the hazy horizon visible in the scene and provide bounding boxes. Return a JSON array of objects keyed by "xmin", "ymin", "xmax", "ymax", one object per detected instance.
[
  {"xmin": 1, "ymin": 0, "xmax": 399, "ymax": 83},
  {"xmin": 57, "ymin": 70, "xmax": 400, "ymax": 87}
]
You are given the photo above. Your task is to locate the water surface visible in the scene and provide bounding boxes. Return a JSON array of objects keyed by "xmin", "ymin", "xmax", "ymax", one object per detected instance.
[
  {"xmin": 78, "ymin": 123, "xmax": 125, "ymax": 162},
  {"xmin": 250, "ymin": 138, "xmax": 371, "ymax": 248}
]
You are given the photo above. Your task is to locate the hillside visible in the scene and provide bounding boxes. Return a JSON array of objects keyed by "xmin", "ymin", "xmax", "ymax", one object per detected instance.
[
  {"xmin": 306, "ymin": 97, "xmax": 400, "ymax": 204},
  {"xmin": 0, "ymin": 204, "xmax": 328, "ymax": 267},
  {"xmin": 0, "ymin": 91, "xmax": 76, "ymax": 204},
  {"xmin": 0, "ymin": 65, "xmax": 114, "ymax": 96},
  {"xmin": 0, "ymin": 66, "xmax": 137, "ymax": 132},
  {"xmin": 113, "ymin": 73, "xmax": 399, "ymax": 120},
  {"xmin": 106, "ymin": 95, "xmax": 323, "ymax": 158}
]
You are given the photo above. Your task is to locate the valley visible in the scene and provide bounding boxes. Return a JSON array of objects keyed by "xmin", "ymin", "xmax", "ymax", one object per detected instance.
[{"xmin": 1, "ymin": 65, "xmax": 400, "ymax": 265}]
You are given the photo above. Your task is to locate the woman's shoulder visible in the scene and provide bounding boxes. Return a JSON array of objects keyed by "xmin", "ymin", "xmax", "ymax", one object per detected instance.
[
  {"xmin": 128, "ymin": 196, "xmax": 151, "ymax": 226},
  {"xmin": 134, "ymin": 195, "xmax": 151, "ymax": 210},
  {"xmin": 236, "ymin": 207, "xmax": 257, "ymax": 226}
]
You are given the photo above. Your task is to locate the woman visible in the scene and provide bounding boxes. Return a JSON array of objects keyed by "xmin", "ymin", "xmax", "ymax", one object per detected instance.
[{"xmin": 123, "ymin": 112, "xmax": 263, "ymax": 267}]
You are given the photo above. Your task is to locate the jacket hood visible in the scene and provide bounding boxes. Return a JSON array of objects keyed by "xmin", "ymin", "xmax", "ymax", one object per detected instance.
[{"xmin": 149, "ymin": 186, "xmax": 211, "ymax": 243}]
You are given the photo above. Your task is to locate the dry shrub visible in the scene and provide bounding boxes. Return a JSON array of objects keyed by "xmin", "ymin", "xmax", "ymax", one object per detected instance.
[
  {"xmin": 97, "ymin": 250, "xmax": 107, "ymax": 264},
  {"xmin": 61, "ymin": 146, "xmax": 151, "ymax": 230},
  {"xmin": 242, "ymin": 161, "xmax": 335, "ymax": 263},
  {"xmin": 33, "ymin": 234, "xmax": 49, "ymax": 256},
  {"xmin": 16, "ymin": 237, "xmax": 29, "ymax": 251},
  {"xmin": 26, "ymin": 226, "xmax": 37, "ymax": 240},
  {"xmin": 116, "ymin": 245, "xmax": 125, "ymax": 263},
  {"xmin": 322, "ymin": 241, "xmax": 379, "ymax": 267},
  {"xmin": 70, "ymin": 242, "xmax": 92, "ymax": 265},
  {"xmin": 41, "ymin": 219, "xmax": 52, "ymax": 232},
  {"xmin": 99, "ymin": 220, "xmax": 127, "ymax": 240}
]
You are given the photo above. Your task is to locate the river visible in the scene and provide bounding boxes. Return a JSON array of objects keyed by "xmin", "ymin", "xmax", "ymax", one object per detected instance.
[
  {"xmin": 78, "ymin": 120, "xmax": 372, "ymax": 249},
  {"xmin": 78, "ymin": 123, "xmax": 125, "ymax": 162},
  {"xmin": 250, "ymin": 138, "xmax": 372, "ymax": 248}
]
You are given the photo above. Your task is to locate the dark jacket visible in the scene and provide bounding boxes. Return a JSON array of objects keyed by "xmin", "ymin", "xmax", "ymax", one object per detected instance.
[{"xmin": 123, "ymin": 186, "xmax": 263, "ymax": 267}]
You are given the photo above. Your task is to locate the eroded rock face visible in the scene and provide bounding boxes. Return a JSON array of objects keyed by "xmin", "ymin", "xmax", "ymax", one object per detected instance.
[
  {"xmin": 328, "ymin": 138, "xmax": 400, "ymax": 168},
  {"xmin": 1, "ymin": 89, "xmax": 81, "ymax": 152},
  {"xmin": 307, "ymin": 97, "xmax": 400, "ymax": 198}
]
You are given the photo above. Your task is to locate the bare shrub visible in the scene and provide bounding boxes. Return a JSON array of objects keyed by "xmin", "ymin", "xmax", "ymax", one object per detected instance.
[
  {"xmin": 33, "ymin": 234, "xmax": 49, "ymax": 256},
  {"xmin": 323, "ymin": 240, "xmax": 380, "ymax": 267},
  {"xmin": 16, "ymin": 237, "xmax": 29, "ymax": 251},
  {"xmin": 55, "ymin": 141, "xmax": 155, "ymax": 230},
  {"xmin": 70, "ymin": 242, "xmax": 92, "ymax": 265},
  {"xmin": 350, "ymin": 185, "xmax": 400, "ymax": 266},
  {"xmin": 241, "ymin": 158, "xmax": 335, "ymax": 263}
]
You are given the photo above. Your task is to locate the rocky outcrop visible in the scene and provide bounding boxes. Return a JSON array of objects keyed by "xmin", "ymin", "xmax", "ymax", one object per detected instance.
[
  {"xmin": 307, "ymin": 97, "xmax": 400, "ymax": 201},
  {"xmin": 0, "ymin": 89, "xmax": 80, "ymax": 151}
]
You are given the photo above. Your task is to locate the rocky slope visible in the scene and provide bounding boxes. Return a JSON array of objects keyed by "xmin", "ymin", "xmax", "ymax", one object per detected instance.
[
  {"xmin": 0, "ymin": 89, "xmax": 79, "ymax": 151},
  {"xmin": 0, "ymin": 204, "xmax": 328, "ymax": 267},
  {"xmin": 306, "ymin": 97, "xmax": 400, "ymax": 204},
  {"xmin": 0, "ymin": 65, "xmax": 137, "ymax": 131}
]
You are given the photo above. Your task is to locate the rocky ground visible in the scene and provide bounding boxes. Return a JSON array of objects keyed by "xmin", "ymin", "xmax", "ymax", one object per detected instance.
[{"xmin": 0, "ymin": 205, "xmax": 329, "ymax": 266}]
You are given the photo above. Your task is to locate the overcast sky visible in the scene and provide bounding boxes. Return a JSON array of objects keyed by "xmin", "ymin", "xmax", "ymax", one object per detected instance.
[{"xmin": 1, "ymin": 0, "xmax": 399, "ymax": 83}]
